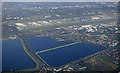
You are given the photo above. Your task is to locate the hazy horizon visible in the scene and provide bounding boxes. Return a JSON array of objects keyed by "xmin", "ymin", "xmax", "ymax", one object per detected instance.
[{"xmin": 2, "ymin": 0, "xmax": 120, "ymax": 2}]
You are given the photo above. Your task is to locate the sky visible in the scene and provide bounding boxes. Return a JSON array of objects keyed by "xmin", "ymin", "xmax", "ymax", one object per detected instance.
[{"xmin": 1, "ymin": 0, "xmax": 120, "ymax": 2}]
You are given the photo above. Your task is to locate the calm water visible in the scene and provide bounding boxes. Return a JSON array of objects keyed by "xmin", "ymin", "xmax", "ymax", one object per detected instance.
[
  {"xmin": 3, "ymin": 37, "xmax": 107, "ymax": 71},
  {"xmin": 27, "ymin": 37, "xmax": 107, "ymax": 67},
  {"xmin": 2, "ymin": 39, "xmax": 36, "ymax": 72},
  {"xmin": 26, "ymin": 37, "xmax": 71, "ymax": 52},
  {"xmin": 38, "ymin": 43, "xmax": 107, "ymax": 67}
]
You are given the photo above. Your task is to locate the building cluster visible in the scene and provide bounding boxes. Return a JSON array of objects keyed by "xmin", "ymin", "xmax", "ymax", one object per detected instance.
[{"xmin": 53, "ymin": 65, "xmax": 87, "ymax": 71}]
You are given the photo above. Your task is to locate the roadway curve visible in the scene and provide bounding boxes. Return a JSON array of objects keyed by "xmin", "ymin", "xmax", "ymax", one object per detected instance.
[{"xmin": 20, "ymin": 38, "xmax": 52, "ymax": 71}]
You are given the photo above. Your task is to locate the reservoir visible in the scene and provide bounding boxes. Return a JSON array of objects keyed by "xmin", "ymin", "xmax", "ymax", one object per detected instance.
[
  {"xmin": 2, "ymin": 39, "xmax": 36, "ymax": 72},
  {"xmin": 26, "ymin": 37, "xmax": 71, "ymax": 52},
  {"xmin": 2, "ymin": 37, "xmax": 107, "ymax": 71},
  {"xmin": 26, "ymin": 37, "xmax": 107, "ymax": 67}
]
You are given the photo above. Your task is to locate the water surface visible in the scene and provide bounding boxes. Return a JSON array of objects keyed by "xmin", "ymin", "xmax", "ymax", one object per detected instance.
[
  {"xmin": 39, "ymin": 43, "xmax": 107, "ymax": 67},
  {"xmin": 26, "ymin": 37, "xmax": 107, "ymax": 67},
  {"xmin": 26, "ymin": 37, "xmax": 71, "ymax": 52},
  {"xmin": 2, "ymin": 39, "xmax": 36, "ymax": 72}
]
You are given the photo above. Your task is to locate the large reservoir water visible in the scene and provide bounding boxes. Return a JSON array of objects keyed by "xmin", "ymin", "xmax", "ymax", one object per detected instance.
[
  {"xmin": 2, "ymin": 37, "xmax": 107, "ymax": 71},
  {"xmin": 38, "ymin": 43, "xmax": 107, "ymax": 67},
  {"xmin": 26, "ymin": 37, "xmax": 71, "ymax": 52},
  {"xmin": 26, "ymin": 37, "xmax": 107, "ymax": 67},
  {"xmin": 2, "ymin": 39, "xmax": 36, "ymax": 72}
]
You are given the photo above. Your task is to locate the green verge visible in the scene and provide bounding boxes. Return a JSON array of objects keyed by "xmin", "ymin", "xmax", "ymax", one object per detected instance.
[
  {"xmin": 97, "ymin": 56, "xmax": 118, "ymax": 69},
  {"xmin": 19, "ymin": 39, "xmax": 39, "ymax": 71}
]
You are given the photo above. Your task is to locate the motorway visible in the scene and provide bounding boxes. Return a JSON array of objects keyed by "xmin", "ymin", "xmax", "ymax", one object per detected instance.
[
  {"xmin": 20, "ymin": 38, "xmax": 78, "ymax": 71},
  {"xmin": 11, "ymin": 25, "xmax": 78, "ymax": 71},
  {"xmin": 11, "ymin": 25, "xmax": 52, "ymax": 71},
  {"xmin": 36, "ymin": 42, "xmax": 79, "ymax": 54},
  {"xmin": 20, "ymin": 38, "xmax": 52, "ymax": 71}
]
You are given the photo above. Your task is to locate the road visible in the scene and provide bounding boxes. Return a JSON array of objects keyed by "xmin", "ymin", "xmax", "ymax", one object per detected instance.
[
  {"xmin": 10, "ymin": 25, "xmax": 53, "ymax": 71},
  {"xmin": 20, "ymin": 38, "xmax": 52, "ymax": 71}
]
